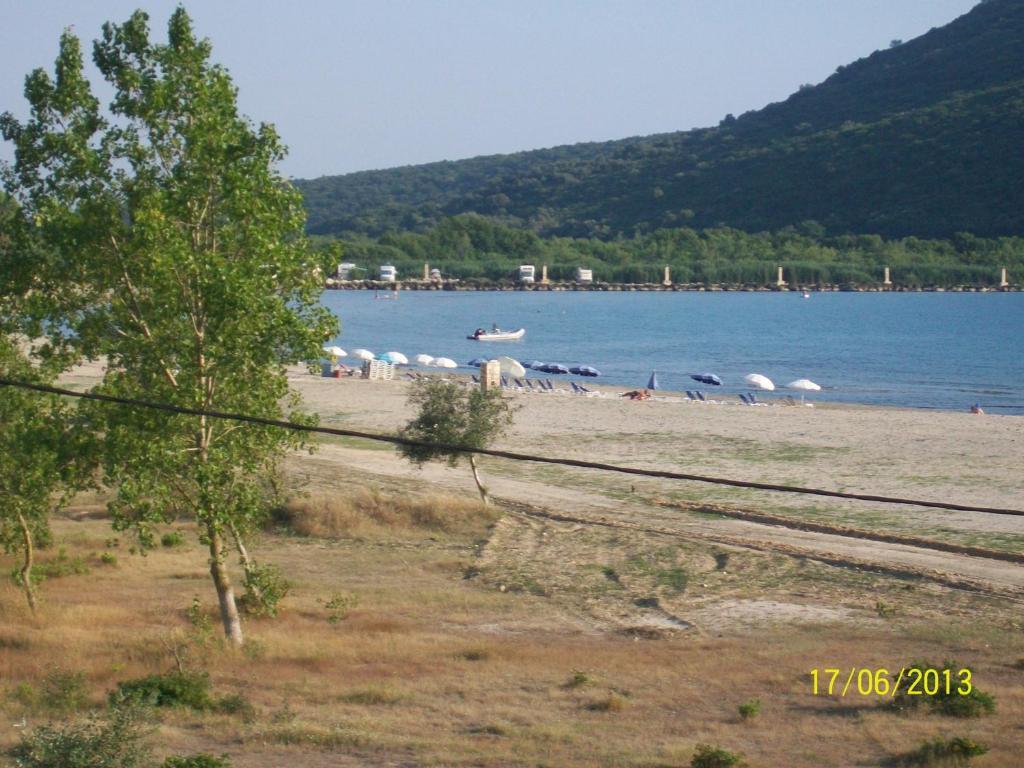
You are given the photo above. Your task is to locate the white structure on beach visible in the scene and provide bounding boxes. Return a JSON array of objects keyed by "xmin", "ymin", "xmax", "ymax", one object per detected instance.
[
  {"xmin": 518, "ymin": 265, "xmax": 535, "ymax": 284},
  {"xmin": 379, "ymin": 264, "xmax": 397, "ymax": 282},
  {"xmin": 576, "ymin": 267, "xmax": 593, "ymax": 284}
]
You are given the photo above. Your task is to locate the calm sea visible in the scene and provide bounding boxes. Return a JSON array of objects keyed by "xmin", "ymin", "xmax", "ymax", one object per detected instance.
[{"xmin": 320, "ymin": 291, "xmax": 1024, "ymax": 414}]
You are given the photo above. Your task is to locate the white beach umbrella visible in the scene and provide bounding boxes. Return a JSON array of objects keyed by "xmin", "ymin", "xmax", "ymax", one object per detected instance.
[
  {"xmin": 414, "ymin": 354, "xmax": 434, "ymax": 366},
  {"xmin": 787, "ymin": 378, "xmax": 821, "ymax": 404},
  {"xmin": 382, "ymin": 351, "xmax": 408, "ymax": 365},
  {"xmin": 495, "ymin": 356, "xmax": 526, "ymax": 377},
  {"xmin": 744, "ymin": 373, "xmax": 775, "ymax": 391},
  {"xmin": 433, "ymin": 357, "xmax": 458, "ymax": 369},
  {"xmin": 351, "ymin": 348, "xmax": 375, "ymax": 361},
  {"xmin": 322, "ymin": 346, "xmax": 346, "ymax": 358}
]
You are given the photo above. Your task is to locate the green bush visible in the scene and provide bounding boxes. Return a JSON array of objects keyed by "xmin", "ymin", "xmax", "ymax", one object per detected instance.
[
  {"xmin": 100, "ymin": 552, "xmax": 118, "ymax": 566},
  {"xmin": 161, "ymin": 755, "xmax": 232, "ymax": 768},
  {"xmin": 161, "ymin": 531, "xmax": 186, "ymax": 548},
  {"xmin": 215, "ymin": 693, "xmax": 256, "ymax": 722},
  {"xmin": 691, "ymin": 743, "xmax": 748, "ymax": 768},
  {"xmin": 110, "ymin": 672, "xmax": 212, "ymax": 710},
  {"xmin": 320, "ymin": 592, "xmax": 359, "ymax": 624},
  {"xmin": 40, "ymin": 670, "xmax": 89, "ymax": 714},
  {"xmin": 238, "ymin": 563, "xmax": 292, "ymax": 618},
  {"xmin": 8, "ymin": 706, "xmax": 152, "ymax": 768},
  {"xmin": 737, "ymin": 698, "xmax": 761, "ymax": 720},
  {"xmin": 12, "ymin": 548, "xmax": 90, "ymax": 585},
  {"xmin": 891, "ymin": 661, "xmax": 995, "ymax": 718},
  {"xmin": 906, "ymin": 736, "xmax": 988, "ymax": 766}
]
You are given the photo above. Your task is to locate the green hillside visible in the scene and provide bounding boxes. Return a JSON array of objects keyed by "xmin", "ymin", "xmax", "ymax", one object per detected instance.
[{"xmin": 298, "ymin": 0, "xmax": 1024, "ymax": 240}]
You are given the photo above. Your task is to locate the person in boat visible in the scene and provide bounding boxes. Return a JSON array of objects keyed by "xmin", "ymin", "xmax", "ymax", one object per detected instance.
[
  {"xmin": 473, "ymin": 328, "xmax": 485, "ymax": 338},
  {"xmin": 492, "ymin": 323, "xmax": 499, "ymax": 332}
]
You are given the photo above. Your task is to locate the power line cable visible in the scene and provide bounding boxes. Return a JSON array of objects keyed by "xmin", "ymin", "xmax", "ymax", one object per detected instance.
[{"xmin": 2, "ymin": 376, "xmax": 1022, "ymax": 518}]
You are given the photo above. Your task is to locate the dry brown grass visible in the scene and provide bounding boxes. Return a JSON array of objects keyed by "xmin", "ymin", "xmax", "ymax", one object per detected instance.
[
  {"xmin": 278, "ymin": 488, "xmax": 498, "ymax": 540},
  {"xmin": 0, "ymin": 486, "xmax": 1021, "ymax": 767}
]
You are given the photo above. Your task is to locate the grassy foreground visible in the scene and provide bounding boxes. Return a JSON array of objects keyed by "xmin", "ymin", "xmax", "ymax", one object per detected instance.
[{"xmin": 0, "ymin": 485, "xmax": 1021, "ymax": 767}]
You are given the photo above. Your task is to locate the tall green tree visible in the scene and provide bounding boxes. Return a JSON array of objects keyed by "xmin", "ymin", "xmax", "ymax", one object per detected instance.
[
  {"xmin": 1, "ymin": 9, "xmax": 336, "ymax": 645},
  {"xmin": 399, "ymin": 380, "xmax": 515, "ymax": 505}
]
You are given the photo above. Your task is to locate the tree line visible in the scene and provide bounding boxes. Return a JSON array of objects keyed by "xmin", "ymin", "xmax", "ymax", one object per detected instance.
[{"xmin": 319, "ymin": 215, "xmax": 1024, "ymax": 286}]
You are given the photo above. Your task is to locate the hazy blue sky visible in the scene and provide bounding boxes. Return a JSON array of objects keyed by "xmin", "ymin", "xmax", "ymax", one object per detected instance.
[{"xmin": 1, "ymin": 1, "xmax": 979, "ymax": 179}]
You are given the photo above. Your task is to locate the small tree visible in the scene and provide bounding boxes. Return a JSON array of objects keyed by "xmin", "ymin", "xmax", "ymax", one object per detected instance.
[{"xmin": 399, "ymin": 380, "xmax": 515, "ymax": 505}]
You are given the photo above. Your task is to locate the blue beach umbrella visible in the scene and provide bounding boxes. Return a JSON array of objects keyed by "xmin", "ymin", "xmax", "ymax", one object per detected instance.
[
  {"xmin": 570, "ymin": 365, "xmax": 601, "ymax": 377},
  {"xmin": 541, "ymin": 363, "xmax": 570, "ymax": 374},
  {"xmin": 647, "ymin": 370, "xmax": 660, "ymax": 390},
  {"xmin": 524, "ymin": 360, "xmax": 545, "ymax": 370},
  {"xmin": 690, "ymin": 373, "xmax": 722, "ymax": 386},
  {"xmin": 467, "ymin": 357, "xmax": 489, "ymax": 367}
]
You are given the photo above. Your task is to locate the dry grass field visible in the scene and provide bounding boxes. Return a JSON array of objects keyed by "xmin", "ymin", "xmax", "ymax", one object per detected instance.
[{"xmin": 1, "ymin": 479, "xmax": 1022, "ymax": 767}]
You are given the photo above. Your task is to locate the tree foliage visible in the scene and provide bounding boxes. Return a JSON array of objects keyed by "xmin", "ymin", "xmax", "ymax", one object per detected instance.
[
  {"xmin": 399, "ymin": 380, "xmax": 515, "ymax": 504},
  {"xmin": 1, "ymin": 9, "xmax": 336, "ymax": 644}
]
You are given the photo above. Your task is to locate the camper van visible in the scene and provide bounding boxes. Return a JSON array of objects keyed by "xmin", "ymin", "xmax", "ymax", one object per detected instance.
[
  {"xmin": 379, "ymin": 265, "xmax": 397, "ymax": 282},
  {"xmin": 518, "ymin": 264, "xmax": 536, "ymax": 284},
  {"xmin": 575, "ymin": 268, "xmax": 593, "ymax": 284},
  {"xmin": 337, "ymin": 262, "xmax": 356, "ymax": 280}
]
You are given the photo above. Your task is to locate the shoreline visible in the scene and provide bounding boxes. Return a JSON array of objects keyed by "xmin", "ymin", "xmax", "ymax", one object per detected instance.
[{"xmin": 325, "ymin": 279, "xmax": 1021, "ymax": 293}]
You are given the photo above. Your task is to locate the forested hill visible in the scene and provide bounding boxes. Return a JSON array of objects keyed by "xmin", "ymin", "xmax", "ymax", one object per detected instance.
[{"xmin": 297, "ymin": 0, "xmax": 1024, "ymax": 240}]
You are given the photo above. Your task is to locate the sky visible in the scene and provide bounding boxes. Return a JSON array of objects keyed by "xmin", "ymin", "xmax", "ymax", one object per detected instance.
[{"xmin": 1, "ymin": 0, "xmax": 980, "ymax": 180}]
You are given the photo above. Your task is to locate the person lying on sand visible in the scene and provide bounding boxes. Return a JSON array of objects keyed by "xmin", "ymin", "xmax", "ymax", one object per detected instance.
[{"xmin": 621, "ymin": 389, "xmax": 651, "ymax": 401}]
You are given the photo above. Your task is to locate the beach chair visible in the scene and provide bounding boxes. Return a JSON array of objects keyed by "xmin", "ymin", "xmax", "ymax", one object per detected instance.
[
  {"xmin": 513, "ymin": 377, "xmax": 526, "ymax": 389},
  {"xmin": 747, "ymin": 392, "xmax": 759, "ymax": 405},
  {"xmin": 405, "ymin": 372, "xmax": 418, "ymax": 381},
  {"xmin": 739, "ymin": 393, "xmax": 752, "ymax": 405},
  {"xmin": 696, "ymin": 391, "xmax": 707, "ymax": 402},
  {"xmin": 524, "ymin": 379, "xmax": 536, "ymax": 391},
  {"xmin": 545, "ymin": 378, "xmax": 559, "ymax": 392},
  {"xmin": 685, "ymin": 390, "xmax": 697, "ymax": 401},
  {"xmin": 570, "ymin": 381, "xmax": 583, "ymax": 394},
  {"xmin": 471, "ymin": 374, "xmax": 479, "ymax": 384},
  {"xmin": 501, "ymin": 375, "xmax": 510, "ymax": 389},
  {"xmin": 577, "ymin": 382, "xmax": 596, "ymax": 395}
]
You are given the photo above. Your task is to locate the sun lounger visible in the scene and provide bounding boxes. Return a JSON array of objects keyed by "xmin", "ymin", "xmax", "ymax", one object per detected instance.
[
  {"xmin": 501, "ymin": 375, "xmax": 510, "ymax": 389},
  {"xmin": 471, "ymin": 374, "xmax": 479, "ymax": 383},
  {"xmin": 524, "ymin": 379, "xmax": 536, "ymax": 391},
  {"xmin": 685, "ymin": 390, "xmax": 697, "ymax": 400},
  {"xmin": 739, "ymin": 393, "xmax": 752, "ymax": 405},
  {"xmin": 747, "ymin": 392, "xmax": 759, "ymax": 405},
  {"xmin": 696, "ymin": 391, "xmax": 707, "ymax": 402},
  {"xmin": 577, "ymin": 382, "xmax": 595, "ymax": 394},
  {"xmin": 570, "ymin": 381, "xmax": 583, "ymax": 394}
]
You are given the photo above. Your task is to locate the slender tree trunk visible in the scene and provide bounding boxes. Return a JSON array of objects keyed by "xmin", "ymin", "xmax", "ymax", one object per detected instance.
[
  {"xmin": 228, "ymin": 522, "xmax": 261, "ymax": 601},
  {"xmin": 207, "ymin": 525, "xmax": 244, "ymax": 646},
  {"xmin": 15, "ymin": 511, "xmax": 37, "ymax": 614},
  {"xmin": 468, "ymin": 454, "xmax": 490, "ymax": 505}
]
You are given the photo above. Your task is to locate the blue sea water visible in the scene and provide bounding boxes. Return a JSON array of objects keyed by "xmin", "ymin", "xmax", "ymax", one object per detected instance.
[{"xmin": 320, "ymin": 291, "xmax": 1024, "ymax": 414}]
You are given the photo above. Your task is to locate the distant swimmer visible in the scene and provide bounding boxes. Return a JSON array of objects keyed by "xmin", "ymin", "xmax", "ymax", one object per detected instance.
[{"xmin": 970, "ymin": 403, "xmax": 985, "ymax": 414}]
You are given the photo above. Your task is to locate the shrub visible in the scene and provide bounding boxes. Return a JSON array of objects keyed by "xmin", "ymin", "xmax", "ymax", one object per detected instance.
[
  {"xmin": 738, "ymin": 698, "xmax": 761, "ymax": 720},
  {"xmin": 876, "ymin": 600, "xmax": 898, "ymax": 618},
  {"xmin": 890, "ymin": 661, "xmax": 995, "ymax": 718},
  {"xmin": 8, "ymin": 706, "xmax": 152, "ymax": 768},
  {"xmin": 320, "ymin": 592, "xmax": 359, "ymax": 624},
  {"xmin": 110, "ymin": 672, "xmax": 212, "ymax": 710},
  {"xmin": 906, "ymin": 736, "xmax": 988, "ymax": 766},
  {"xmin": 584, "ymin": 694, "xmax": 626, "ymax": 712},
  {"xmin": 161, "ymin": 531, "xmax": 186, "ymax": 548},
  {"xmin": 691, "ymin": 743, "xmax": 748, "ymax": 768},
  {"xmin": 186, "ymin": 597, "xmax": 214, "ymax": 638},
  {"xmin": 13, "ymin": 547, "xmax": 90, "ymax": 585},
  {"xmin": 564, "ymin": 670, "xmax": 593, "ymax": 689},
  {"xmin": 100, "ymin": 552, "xmax": 118, "ymax": 566},
  {"xmin": 162, "ymin": 754, "xmax": 232, "ymax": 768},
  {"xmin": 40, "ymin": 670, "xmax": 89, "ymax": 714},
  {"xmin": 215, "ymin": 693, "xmax": 256, "ymax": 722},
  {"xmin": 238, "ymin": 563, "xmax": 291, "ymax": 618}
]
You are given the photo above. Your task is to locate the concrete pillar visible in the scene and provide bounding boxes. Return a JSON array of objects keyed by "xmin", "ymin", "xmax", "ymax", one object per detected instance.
[
  {"xmin": 1000, "ymin": 267, "xmax": 1009, "ymax": 288},
  {"xmin": 663, "ymin": 266, "xmax": 672, "ymax": 286},
  {"xmin": 541, "ymin": 264, "xmax": 549, "ymax": 284},
  {"xmin": 883, "ymin": 266, "xmax": 892, "ymax": 285},
  {"xmin": 480, "ymin": 360, "xmax": 501, "ymax": 392},
  {"xmin": 423, "ymin": 262, "xmax": 429, "ymax": 280},
  {"xmin": 776, "ymin": 266, "xmax": 786, "ymax": 286}
]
